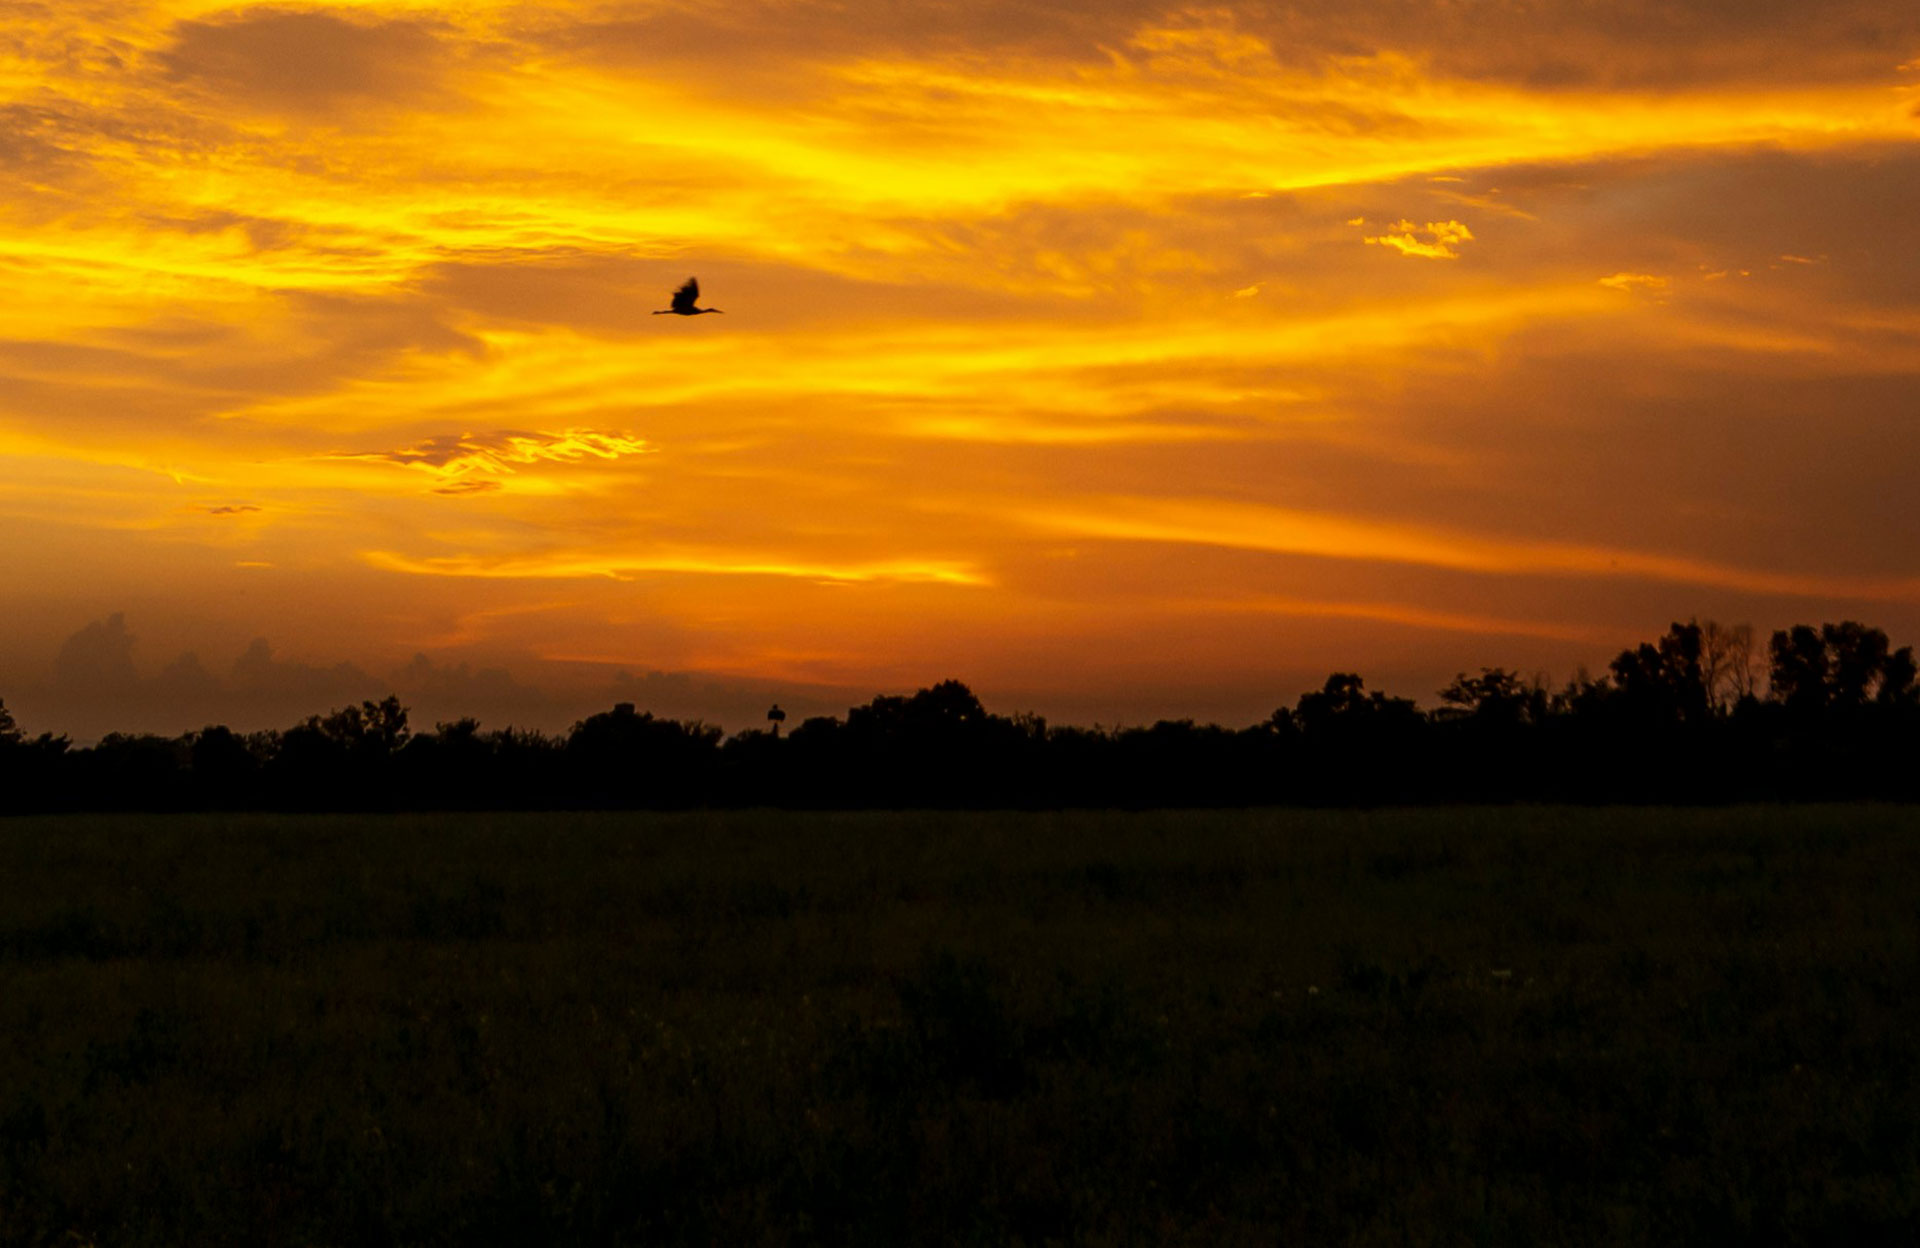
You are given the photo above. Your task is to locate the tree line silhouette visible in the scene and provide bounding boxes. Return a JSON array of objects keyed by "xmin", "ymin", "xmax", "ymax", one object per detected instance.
[{"xmin": 3, "ymin": 618, "xmax": 1917, "ymax": 812}]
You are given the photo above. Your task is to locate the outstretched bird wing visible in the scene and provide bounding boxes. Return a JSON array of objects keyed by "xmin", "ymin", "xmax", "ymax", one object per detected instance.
[{"xmin": 671, "ymin": 277, "xmax": 699, "ymax": 314}]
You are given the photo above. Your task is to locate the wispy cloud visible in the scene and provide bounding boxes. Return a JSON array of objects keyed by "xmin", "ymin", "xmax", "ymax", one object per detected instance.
[
  {"xmin": 1365, "ymin": 219, "xmax": 1475, "ymax": 260},
  {"xmin": 1017, "ymin": 497, "xmax": 1920, "ymax": 603},
  {"xmin": 362, "ymin": 548, "xmax": 989, "ymax": 587},
  {"xmin": 1212, "ymin": 595, "xmax": 1604, "ymax": 644},
  {"xmin": 1598, "ymin": 271, "xmax": 1671, "ymax": 298},
  {"xmin": 336, "ymin": 429, "xmax": 653, "ymax": 489}
]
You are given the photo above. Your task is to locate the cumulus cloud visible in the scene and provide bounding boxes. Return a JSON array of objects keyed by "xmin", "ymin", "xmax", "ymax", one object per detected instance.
[
  {"xmin": 30, "ymin": 616, "xmax": 346, "ymax": 738},
  {"xmin": 5, "ymin": 611, "xmax": 873, "ymax": 739},
  {"xmin": 383, "ymin": 652, "xmax": 563, "ymax": 728},
  {"xmin": 229, "ymin": 638, "xmax": 379, "ymax": 709},
  {"xmin": 51, "ymin": 611, "xmax": 139, "ymax": 698},
  {"xmin": 152, "ymin": 650, "xmax": 220, "ymax": 700}
]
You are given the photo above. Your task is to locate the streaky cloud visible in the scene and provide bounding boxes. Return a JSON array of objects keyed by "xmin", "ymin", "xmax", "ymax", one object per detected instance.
[
  {"xmin": 361, "ymin": 549, "xmax": 990, "ymax": 587},
  {"xmin": 334, "ymin": 429, "xmax": 654, "ymax": 485},
  {"xmin": 1020, "ymin": 497, "xmax": 1920, "ymax": 603}
]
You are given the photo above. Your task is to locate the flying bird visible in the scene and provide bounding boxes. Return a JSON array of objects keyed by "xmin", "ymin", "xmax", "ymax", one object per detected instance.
[{"xmin": 653, "ymin": 277, "xmax": 723, "ymax": 316}]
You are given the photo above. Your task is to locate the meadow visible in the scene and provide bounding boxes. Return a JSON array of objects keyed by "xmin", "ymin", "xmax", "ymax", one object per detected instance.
[{"xmin": 1, "ymin": 806, "xmax": 1916, "ymax": 1245}]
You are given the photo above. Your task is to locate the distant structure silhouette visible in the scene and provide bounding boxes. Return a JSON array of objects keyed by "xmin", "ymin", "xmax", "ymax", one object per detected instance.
[
  {"xmin": 653, "ymin": 277, "xmax": 723, "ymax": 316},
  {"xmin": 767, "ymin": 703, "xmax": 786, "ymax": 738}
]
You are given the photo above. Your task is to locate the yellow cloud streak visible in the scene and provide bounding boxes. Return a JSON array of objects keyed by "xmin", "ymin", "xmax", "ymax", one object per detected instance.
[
  {"xmin": 336, "ymin": 429, "xmax": 655, "ymax": 481},
  {"xmin": 215, "ymin": 280, "xmax": 1619, "ymax": 448},
  {"xmin": 824, "ymin": 48, "xmax": 1916, "ymax": 209},
  {"xmin": 1020, "ymin": 497, "xmax": 1920, "ymax": 603},
  {"xmin": 362, "ymin": 548, "xmax": 989, "ymax": 587},
  {"xmin": 1179, "ymin": 595, "xmax": 1606, "ymax": 645}
]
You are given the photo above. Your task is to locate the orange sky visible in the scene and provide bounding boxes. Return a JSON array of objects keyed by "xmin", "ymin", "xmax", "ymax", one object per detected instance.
[{"xmin": 4, "ymin": 1, "xmax": 1919, "ymax": 736}]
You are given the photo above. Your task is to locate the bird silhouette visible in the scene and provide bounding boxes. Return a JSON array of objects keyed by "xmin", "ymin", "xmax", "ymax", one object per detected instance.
[{"xmin": 653, "ymin": 277, "xmax": 723, "ymax": 316}]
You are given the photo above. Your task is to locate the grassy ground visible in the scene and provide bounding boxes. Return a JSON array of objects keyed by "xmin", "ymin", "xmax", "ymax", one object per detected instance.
[{"xmin": 0, "ymin": 806, "xmax": 1916, "ymax": 1245}]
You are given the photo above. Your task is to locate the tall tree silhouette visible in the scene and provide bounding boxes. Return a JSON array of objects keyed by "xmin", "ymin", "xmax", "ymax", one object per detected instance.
[
  {"xmin": 1823, "ymin": 621, "xmax": 1892, "ymax": 709},
  {"xmin": 1879, "ymin": 646, "xmax": 1919, "ymax": 707},
  {"xmin": 1769, "ymin": 625, "xmax": 1831, "ymax": 718},
  {"xmin": 1607, "ymin": 621, "xmax": 1710, "ymax": 725},
  {"xmin": 1698, "ymin": 619, "xmax": 1759, "ymax": 713}
]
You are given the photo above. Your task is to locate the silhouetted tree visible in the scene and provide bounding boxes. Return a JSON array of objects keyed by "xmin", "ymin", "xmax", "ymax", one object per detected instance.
[
  {"xmin": 837, "ymin": 680, "xmax": 1032, "ymax": 805},
  {"xmin": 1698, "ymin": 619, "xmax": 1759, "ymax": 713},
  {"xmin": 392, "ymin": 719, "xmax": 499, "ymax": 808},
  {"xmin": 1880, "ymin": 646, "xmax": 1919, "ymax": 707},
  {"xmin": 1295, "ymin": 673, "xmax": 1421, "ymax": 737},
  {"xmin": 0, "ymin": 696, "xmax": 18, "ymax": 747},
  {"xmin": 786, "ymin": 715, "xmax": 838, "ymax": 741},
  {"xmin": 1286, "ymin": 674, "xmax": 1424, "ymax": 802},
  {"xmin": 1754, "ymin": 621, "xmax": 1920, "ymax": 797},
  {"xmin": 0, "ymin": 725, "xmax": 67, "ymax": 813},
  {"xmin": 188, "ymin": 725, "xmax": 259, "ymax": 807},
  {"xmin": 269, "ymin": 695, "xmax": 413, "ymax": 808},
  {"xmin": 317, "ymin": 695, "xmax": 410, "ymax": 755},
  {"xmin": 1824, "ymin": 621, "xmax": 1892, "ymax": 709},
  {"xmin": 567, "ymin": 702, "xmax": 722, "ymax": 807},
  {"xmin": 1606, "ymin": 621, "xmax": 1711, "ymax": 726},
  {"xmin": 1437, "ymin": 668, "xmax": 1538, "ymax": 725},
  {"xmin": 84, "ymin": 734, "xmax": 189, "ymax": 809},
  {"xmin": 1769, "ymin": 625, "xmax": 1831, "ymax": 718},
  {"xmin": 1429, "ymin": 667, "xmax": 1559, "ymax": 800}
]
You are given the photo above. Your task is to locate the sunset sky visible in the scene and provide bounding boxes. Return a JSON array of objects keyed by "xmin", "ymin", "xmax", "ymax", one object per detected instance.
[{"xmin": 4, "ymin": 1, "xmax": 1919, "ymax": 737}]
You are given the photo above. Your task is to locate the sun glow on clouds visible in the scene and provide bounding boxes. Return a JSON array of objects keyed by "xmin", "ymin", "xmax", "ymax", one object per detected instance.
[
  {"xmin": 338, "ymin": 429, "xmax": 654, "ymax": 492},
  {"xmin": 1020, "ymin": 498, "xmax": 1920, "ymax": 604},
  {"xmin": 361, "ymin": 549, "xmax": 988, "ymax": 587},
  {"xmin": 3, "ymin": 0, "xmax": 1920, "ymax": 729},
  {"xmin": 1364, "ymin": 220, "xmax": 1475, "ymax": 260}
]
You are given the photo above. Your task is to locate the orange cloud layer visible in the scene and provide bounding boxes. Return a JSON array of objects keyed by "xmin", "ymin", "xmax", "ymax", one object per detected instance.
[{"xmin": 2, "ymin": 1, "xmax": 1918, "ymax": 730}]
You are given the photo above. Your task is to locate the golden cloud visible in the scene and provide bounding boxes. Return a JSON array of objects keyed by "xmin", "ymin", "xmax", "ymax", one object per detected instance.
[
  {"xmin": 336, "ymin": 429, "xmax": 654, "ymax": 488},
  {"xmin": 361, "ymin": 548, "xmax": 989, "ymax": 587},
  {"xmin": 1018, "ymin": 497, "xmax": 1920, "ymax": 604},
  {"xmin": 1597, "ymin": 271, "xmax": 1671, "ymax": 298},
  {"xmin": 1365, "ymin": 219, "xmax": 1475, "ymax": 260}
]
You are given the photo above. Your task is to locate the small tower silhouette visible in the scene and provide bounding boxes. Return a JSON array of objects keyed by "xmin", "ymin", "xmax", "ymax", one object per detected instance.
[{"xmin": 766, "ymin": 703, "xmax": 787, "ymax": 738}]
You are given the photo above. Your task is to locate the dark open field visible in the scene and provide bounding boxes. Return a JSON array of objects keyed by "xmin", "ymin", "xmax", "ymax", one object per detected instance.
[{"xmin": 1, "ymin": 807, "xmax": 1917, "ymax": 1245}]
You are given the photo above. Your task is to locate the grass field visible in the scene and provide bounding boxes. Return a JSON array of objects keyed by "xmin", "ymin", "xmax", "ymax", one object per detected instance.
[{"xmin": 1, "ymin": 806, "xmax": 1916, "ymax": 1245}]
